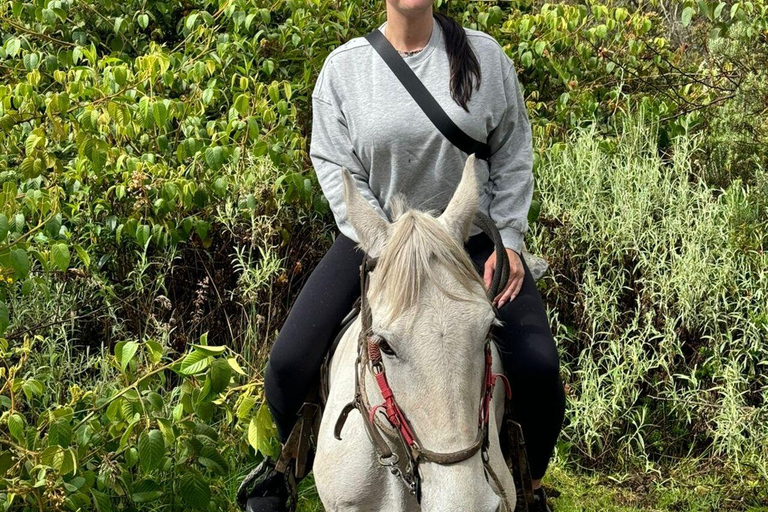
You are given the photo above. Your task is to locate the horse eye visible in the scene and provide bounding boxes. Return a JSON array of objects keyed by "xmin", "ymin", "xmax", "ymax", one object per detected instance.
[{"xmin": 378, "ymin": 339, "xmax": 396, "ymax": 357}]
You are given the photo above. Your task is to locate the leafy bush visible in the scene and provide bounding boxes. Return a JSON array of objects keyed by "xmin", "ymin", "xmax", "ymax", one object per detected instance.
[
  {"xmin": 529, "ymin": 113, "xmax": 768, "ymax": 481},
  {"xmin": 0, "ymin": 332, "xmax": 280, "ymax": 511}
]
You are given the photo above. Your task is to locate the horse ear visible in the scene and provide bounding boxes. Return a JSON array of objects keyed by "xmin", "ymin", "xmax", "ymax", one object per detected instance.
[
  {"xmin": 341, "ymin": 168, "xmax": 390, "ymax": 257},
  {"xmin": 439, "ymin": 154, "xmax": 479, "ymax": 242}
]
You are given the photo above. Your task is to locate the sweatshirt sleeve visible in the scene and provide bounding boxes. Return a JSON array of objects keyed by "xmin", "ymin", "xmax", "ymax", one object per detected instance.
[
  {"xmin": 485, "ymin": 60, "xmax": 534, "ymax": 254},
  {"xmin": 309, "ymin": 61, "xmax": 388, "ymax": 243}
]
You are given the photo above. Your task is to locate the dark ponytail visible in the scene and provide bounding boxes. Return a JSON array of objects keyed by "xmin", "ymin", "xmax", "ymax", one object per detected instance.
[{"xmin": 433, "ymin": 11, "xmax": 481, "ymax": 112}]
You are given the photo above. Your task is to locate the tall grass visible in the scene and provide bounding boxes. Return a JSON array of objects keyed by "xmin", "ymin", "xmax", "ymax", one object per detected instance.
[{"xmin": 529, "ymin": 112, "xmax": 768, "ymax": 479}]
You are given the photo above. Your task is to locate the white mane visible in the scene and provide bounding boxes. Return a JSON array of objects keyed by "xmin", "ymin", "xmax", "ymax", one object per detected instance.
[{"xmin": 370, "ymin": 198, "xmax": 488, "ymax": 324}]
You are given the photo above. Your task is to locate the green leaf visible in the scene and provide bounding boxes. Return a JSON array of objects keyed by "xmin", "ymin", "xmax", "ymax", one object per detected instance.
[
  {"xmin": 91, "ymin": 489, "xmax": 113, "ymax": 512},
  {"xmin": 136, "ymin": 224, "xmax": 151, "ymax": 246},
  {"xmin": 74, "ymin": 244, "xmax": 90, "ymax": 267},
  {"xmin": 205, "ymin": 146, "xmax": 225, "ymax": 171},
  {"xmin": 0, "ymin": 302, "xmax": 9, "ymax": 336},
  {"xmin": 51, "ymin": 243, "xmax": 71, "ymax": 271},
  {"xmin": 186, "ymin": 13, "xmax": 199, "ymax": 31},
  {"xmin": 0, "ymin": 213, "xmax": 8, "ymax": 242},
  {"xmin": 528, "ymin": 199, "xmax": 542, "ymax": 223},
  {"xmin": 247, "ymin": 416, "xmax": 260, "ymax": 451},
  {"xmin": 138, "ymin": 429, "xmax": 165, "ymax": 472},
  {"xmin": 209, "ymin": 358, "xmax": 232, "ymax": 394},
  {"xmin": 131, "ymin": 479, "xmax": 162, "ymax": 503},
  {"xmin": 7, "ymin": 413, "xmax": 24, "ymax": 442},
  {"xmin": 115, "ymin": 341, "xmax": 140, "ymax": 372},
  {"xmin": 10, "ymin": 248, "xmax": 30, "ymax": 279},
  {"xmin": 199, "ymin": 446, "xmax": 229, "ymax": 475},
  {"xmin": 21, "ymin": 378, "xmax": 44, "ymax": 400},
  {"xmin": 23, "ymin": 52, "xmax": 40, "ymax": 71},
  {"xmin": 262, "ymin": 59, "xmax": 275, "ymax": 76},
  {"xmin": 228, "ymin": 357, "xmax": 247, "ymax": 376},
  {"xmin": 153, "ymin": 101, "xmax": 168, "ymax": 127},
  {"xmin": 49, "ymin": 417, "xmax": 72, "ymax": 447},
  {"xmin": 682, "ymin": 6, "xmax": 694, "ymax": 26},
  {"xmin": 157, "ymin": 418, "xmax": 175, "ymax": 445},
  {"xmin": 137, "ymin": 14, "xmax": 149, "ymax": 29},
  {"xmin": 520, "ymin": 50, "xmax": 533, "ymax": 68},
  {"xmin": 213, "ymin": 176, "xmax": 227, "ymax": 196},
  {"xmin": 237, "ymin": 396, "xmax": 256, "ymax": 420},
  {"xmin": 5, "ymin": 37, "xmax": 21, "ymax": 58},
  {"xmin": 59, "ymin": 447, "xmax": 77, "ymax": 475},
  {"xmin": 191, "ymin": 344, "xmax": 226, "ymax": 355},
  {"xmin": 179, "ymin": 349, "xmax": 210, "ymax": 375},
  {"xmin": 180, "ymin": 470, "xmax": 210, "ymax": 509},
  {"xmin": 145, "ymin": 339, "xmax": 163, "ymax": 364}
]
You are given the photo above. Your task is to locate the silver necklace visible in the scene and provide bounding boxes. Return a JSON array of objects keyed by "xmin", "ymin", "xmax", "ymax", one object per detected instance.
[{"xmin": 397, "ymin": 47, "xmax": 425, "ymax": 58}]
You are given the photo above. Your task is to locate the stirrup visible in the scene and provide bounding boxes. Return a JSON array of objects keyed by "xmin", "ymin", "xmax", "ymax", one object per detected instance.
[{"xmin": 275, "ymin": 401, "xmax": 321, "ymax": 480}]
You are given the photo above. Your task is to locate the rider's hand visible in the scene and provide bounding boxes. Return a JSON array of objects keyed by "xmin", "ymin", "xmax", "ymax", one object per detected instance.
[{"xmin": 483, "ymin": 248, "xmax": 524, "ymax": 308}]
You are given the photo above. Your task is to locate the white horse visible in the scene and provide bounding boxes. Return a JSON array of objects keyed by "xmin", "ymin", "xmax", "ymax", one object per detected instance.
[{"xmin": 313, "ymin": 155, "xmax": 515, "ymax": 512}]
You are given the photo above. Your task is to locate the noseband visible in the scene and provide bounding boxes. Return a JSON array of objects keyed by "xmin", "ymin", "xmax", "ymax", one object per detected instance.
[{"xmin": 333, "ymin": 213, "xmax": 513, "ymax": 505}]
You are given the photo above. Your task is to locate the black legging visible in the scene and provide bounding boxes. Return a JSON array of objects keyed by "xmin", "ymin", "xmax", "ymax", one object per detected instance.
[{"xmin": 264, "ymin": 233, "xmax": 565, "ymax": 480}]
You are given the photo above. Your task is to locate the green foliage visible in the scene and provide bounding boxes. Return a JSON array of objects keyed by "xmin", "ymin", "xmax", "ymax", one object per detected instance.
[
  {"xmin": 529, "ymin": 113, "xmax": 768, "ymax": 476},
  {"xmin": 0, "ymin": 333, "xmax": 273, "ymax": 511}
]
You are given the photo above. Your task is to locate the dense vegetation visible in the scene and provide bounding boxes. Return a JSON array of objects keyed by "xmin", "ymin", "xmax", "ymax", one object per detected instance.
[{"xmin": 1, "ymin": 0, "xmax": 766, "ymax": 510}]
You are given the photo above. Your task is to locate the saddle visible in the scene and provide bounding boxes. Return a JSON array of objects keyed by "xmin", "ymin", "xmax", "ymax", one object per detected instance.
[{"xmin": 277, "ymin": 293, "xmax": 539, "ymax": 511}]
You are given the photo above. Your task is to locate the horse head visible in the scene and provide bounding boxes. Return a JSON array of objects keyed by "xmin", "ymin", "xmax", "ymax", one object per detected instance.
[{"xmin": 340, "ymin": 154, "xmax": 506, "ymax": 512}]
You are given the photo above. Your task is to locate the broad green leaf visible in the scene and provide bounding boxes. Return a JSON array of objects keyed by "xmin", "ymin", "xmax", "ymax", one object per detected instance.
[
  {"xmin": 131, "ymin": 479, "xmax": 162, "ymax": 503},
  {"xmin": 191, "ymin": 344, "xmax": 226, "ymax": 355},
  {"xmin": 49, "ymin": 417, "xmax": 72, "ymax": 448},
  {"xmin": 153, "ymin": 101, "xmax": 168, "ymax": 127},
  {"xmin": 136, "ymin": 224, "xmax": 151, "ymax": 247},
  {"xmin": 74, "ymin": 244, "xmax": 90, "ymax": 267},
  {"xmin": 682, "ymin": 6, "xmax": 694, "ymax": 26},
  {"xmin": 205, "ymin": 146, "xmax": 225, "ymax": 171},
  {"xmin": 237, "ymin": 396, "xmax": 256, "ymax": 420},
  {"xmin": 138, "ymin": 429, "xmax": 165, "ymax": 472},
  {"xmin": 0, "ymin": 302, "xmax": 9, "ymax": 337},
  {"xmin": 115, "ymin": 341, "xmax": 139, "ymax": 372},
  {"xmin": 21, "ymin": 378, "xmax": 44, "ymax": 400},
  {"xmin": 145, "ymin": 339, "xmax": 163, "ymax": 364},
  {"xmin": 59, "ymin": 448, "xmax": 77, "ymax": 475},
  {"xmin": 180, "ymin": 470, "xmax": 210, "ymax": 509},
  {"xmin": 137, "ymin": 14, "xmax": 149, "ymax": 29},
  {"xmin": 247, "ymin": 416, "xmax": 260, "ymax": 451},
  {"xmin": 8, "ymin": 413, "xmax": 24, "ymax": 442},
  {"xmin": 11, "ymin": 248, "xmax": 30, "ymax": 279},
  {"xmin": 91, "ymin": 489, "xmax": 113, "ymax": 512},
  {"xmin": 157, "ymin": 418, "xmax": 175, "ymax": 445},
  {"xmin": 209, "ymin": 358, "xmax": 232, "ymax": 394},
  {"xmin": 185, "ymin": 13, "xmax": 199, "ymax": 31},
  {"xmin": 5, "ymin": 37, "xmax": 21, "ymax": 57},
  {"xmin": 51, "ymin": 243, "xmax": 70, "ymax": 272},
  {"xmin": 0, "ymin": 214, "xmax": 8, "ymax": 241},
  {"xmin": 179, "ymin": 349, "xmax": 210, "ymax": 375},
  {"xmin": 228, "ymin": 357, "xmax": 246, "ymax": 376},
  {"xmin": 199, "ymin": 446, "xmax": 228, "ymax": 476}
]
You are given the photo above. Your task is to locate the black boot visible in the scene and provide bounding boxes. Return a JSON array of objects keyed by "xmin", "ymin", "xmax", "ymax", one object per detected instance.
[
  {"xmin": 237, "ymin": 458, "xmax": 295, "ymax": 512},
  {"xmin": 531, "ymin": 486, "xmax": 553, "ymax": 512}
]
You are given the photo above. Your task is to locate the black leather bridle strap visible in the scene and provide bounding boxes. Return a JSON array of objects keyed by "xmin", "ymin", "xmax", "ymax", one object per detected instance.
[{"xmin": 365, "ymin": 29, "xmax": 491, "ymax": 161}]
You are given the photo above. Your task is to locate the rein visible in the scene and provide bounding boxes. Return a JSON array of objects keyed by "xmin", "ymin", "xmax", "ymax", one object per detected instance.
[{"xmin": 333, "ymin": 213, "xmax": 514, "ymax": 508}]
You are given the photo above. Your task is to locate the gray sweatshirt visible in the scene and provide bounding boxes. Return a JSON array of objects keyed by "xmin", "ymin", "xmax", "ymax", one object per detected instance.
[{"xmin": 309, "ymin": 17, "xmax": 533, "ymax": 253}]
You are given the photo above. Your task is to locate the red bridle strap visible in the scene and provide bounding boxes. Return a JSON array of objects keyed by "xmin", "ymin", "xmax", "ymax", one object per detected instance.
[{"xmin": 369, "ymin": 341, "xmax": 510, "ymax": 454}]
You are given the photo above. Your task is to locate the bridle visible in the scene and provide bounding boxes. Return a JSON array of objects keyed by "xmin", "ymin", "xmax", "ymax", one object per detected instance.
[{"xmin": 333, "ymin": 213, "xmax": 515, "ymax": 508}]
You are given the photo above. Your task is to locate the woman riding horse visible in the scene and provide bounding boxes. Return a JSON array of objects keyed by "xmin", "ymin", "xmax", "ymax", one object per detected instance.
[{"xmin": 245, "ymin": 2, "xmax": 565, "ymax": 510}]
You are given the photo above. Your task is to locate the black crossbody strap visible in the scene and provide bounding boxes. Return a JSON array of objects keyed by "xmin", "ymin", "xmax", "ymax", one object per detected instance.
[{"xmin": 365, "ymin": 29, "xmax": 491, "ymax": 161}]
